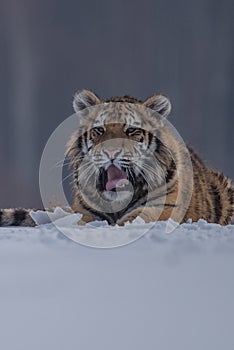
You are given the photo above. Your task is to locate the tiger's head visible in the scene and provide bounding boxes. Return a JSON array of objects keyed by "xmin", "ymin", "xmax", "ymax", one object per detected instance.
[{"xmin": 67, "ymin": 90, "xmax": 174, "ymax": 222}]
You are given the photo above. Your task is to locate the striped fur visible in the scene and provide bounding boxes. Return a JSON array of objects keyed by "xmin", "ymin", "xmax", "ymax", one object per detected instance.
[
  {"xmin": 186, "ymin": 149, "xmax": 234, "ymax": 225},
  {"xmin": 0, "ymin": 208, "xmax": 35, "ymax": 227},
  {"xmin": 1, "ymin": 90, "xmax": 233, "ymax": 227}
]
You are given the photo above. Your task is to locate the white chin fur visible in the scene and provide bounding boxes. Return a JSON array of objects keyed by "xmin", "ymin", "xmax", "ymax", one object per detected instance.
[{"xmin": 103, "ymin": 190, "xmax": 132, "ymax": 201}]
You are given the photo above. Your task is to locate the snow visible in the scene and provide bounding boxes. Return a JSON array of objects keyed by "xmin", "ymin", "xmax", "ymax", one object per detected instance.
[{"xmin": 0, "ymin": 213, "xmax": 234, "ymax": 350}]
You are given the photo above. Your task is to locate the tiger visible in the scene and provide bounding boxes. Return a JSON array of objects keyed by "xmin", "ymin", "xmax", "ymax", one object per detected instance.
[{"xmin": 0, "ymin": 89, "xmax": 233, "ymax": 227}]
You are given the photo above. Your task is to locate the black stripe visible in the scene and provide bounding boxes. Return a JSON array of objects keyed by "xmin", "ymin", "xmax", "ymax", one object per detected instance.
[
  {"xmin": 166, "ymin": 187, "xmax": 177, "ymax": 196},
  {"xmin": 205, "ymin": 198, "xmax": 212, "ymax": 221},
  {"xmin": 77, "ymin": 135, "xmax": 83, "ymax": 150},
  {"xmin": 226, "ymin": 187, "xmax": 234, "ymax": 224},
  {"xmin": 81, "ymin": 202, "xmax": 109, "ymax": 221},
  {"xmin": 124, "ymin": 105, "xmax": 136, "ymax": 114},
  {"xmin": 152, "ymin": 203, "xmax": 178, "ymax": 208},
  {"xmin": 228, "ymin": 187, "xmax": 234, "ymax": 205},
  {"xmin": 13, "ymin": 209, "xmax": 26, "ymax": 226},
  {"xmin": 0, "ymin": 210, "xmax": 2, "ymax": 226},
  {"xmin": 166, "ymin": 160, "xmax": 176, "ymax": 183},
  {"xmin": 210, "ymin": 184, "xmax": 222, "ymax": 223},
  {"xmin": 83, "ymin": 131, "xmax": 88, "ymax": 148},
  {"xmin": 163, "ymin": 203, "xmax": 178, "ymax": 207},
  {"xmin": 148, "ymin": 132, "xmax": 153, "ymax": 147},
  {"xmin": 155, "ymin": 137, "xmax": 166, "ymax": 156},
  {"xmin": 125, "ymin": 190, "xmax": 148, "ymax": 209}
]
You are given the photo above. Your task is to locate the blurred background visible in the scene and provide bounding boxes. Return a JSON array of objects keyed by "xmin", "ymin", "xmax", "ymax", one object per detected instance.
[{"xmin": 0, "ymin": 0, "xmax": 233, "ymax": 208}]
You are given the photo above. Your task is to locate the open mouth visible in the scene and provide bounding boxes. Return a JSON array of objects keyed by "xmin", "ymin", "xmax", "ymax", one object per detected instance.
[{"xmin": 98, "ymin": 164, "xmax": 129, "ymax": 192}]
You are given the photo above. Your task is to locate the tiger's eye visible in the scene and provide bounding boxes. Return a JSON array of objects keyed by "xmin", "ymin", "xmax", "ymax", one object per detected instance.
[
  {"xmin": 126, "ymin": 127, "xmax": 142, "ymax": 136},
  {"xmin": 93, "ymin": 127, "xmax": 105, "ymax": 135}
]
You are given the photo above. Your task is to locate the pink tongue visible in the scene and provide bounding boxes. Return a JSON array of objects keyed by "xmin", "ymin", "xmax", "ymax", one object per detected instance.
[{"xmin": 106, "ymin": 164, "xmax": 129, "ymax": 191}]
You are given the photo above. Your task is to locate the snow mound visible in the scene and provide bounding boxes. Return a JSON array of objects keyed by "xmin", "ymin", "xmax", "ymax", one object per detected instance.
[
  {"xmin": 0, "ymin": 214, "xmax": 234, "ymax": 350},
  {"xmin": 28, "ymin": 207, "xmax": 234, "ymax": 248}
]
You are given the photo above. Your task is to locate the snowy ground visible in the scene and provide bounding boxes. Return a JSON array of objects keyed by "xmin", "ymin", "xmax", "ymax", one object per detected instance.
[{"xmin": 0, "ymin": 214, "xmax": 234, "ymax": 350}]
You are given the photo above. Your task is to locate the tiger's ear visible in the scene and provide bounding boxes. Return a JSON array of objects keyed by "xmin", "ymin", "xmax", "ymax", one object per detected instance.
[
  {"xmin": 73, "ymin": 90, "xmax": 101, "ymax": 112},
  {"xmin": 143, "ymin": 94, "xmax": 171, "ymax": 118}
]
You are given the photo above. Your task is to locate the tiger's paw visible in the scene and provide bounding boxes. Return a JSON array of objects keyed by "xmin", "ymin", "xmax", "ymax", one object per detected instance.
[
  {"xmin": 117, "ymin": 208, "xmax": 143, "ymax": 226},
  {"xmin": 77, "ymin": 215, "xmax": 94, "ymax": 225}
]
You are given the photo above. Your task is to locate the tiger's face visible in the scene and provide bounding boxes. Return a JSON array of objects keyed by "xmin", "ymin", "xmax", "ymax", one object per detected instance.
[
  {"xmin": 88, "ymin": 122, "xmax": 154, "ymax": 201},
  {"xmin": 68, "ymin": 90, "xmax": 172, "ymax": 221}
]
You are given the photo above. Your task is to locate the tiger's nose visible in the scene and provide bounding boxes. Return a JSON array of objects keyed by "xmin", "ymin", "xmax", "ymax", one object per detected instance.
[{"xmin": 103, "ymin": 148, "xmax": 121, "ymax": 159}]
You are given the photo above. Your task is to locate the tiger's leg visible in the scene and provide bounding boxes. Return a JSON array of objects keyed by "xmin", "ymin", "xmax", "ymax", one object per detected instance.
[{"xmin": 77, "ymin": 214, "xmax": 95, "ymax": 225}]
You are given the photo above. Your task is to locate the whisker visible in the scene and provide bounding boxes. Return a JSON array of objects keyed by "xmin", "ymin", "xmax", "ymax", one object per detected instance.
[{"xmin": 60, "ymin": 172, "xmax": 74, "ymax": 185}]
